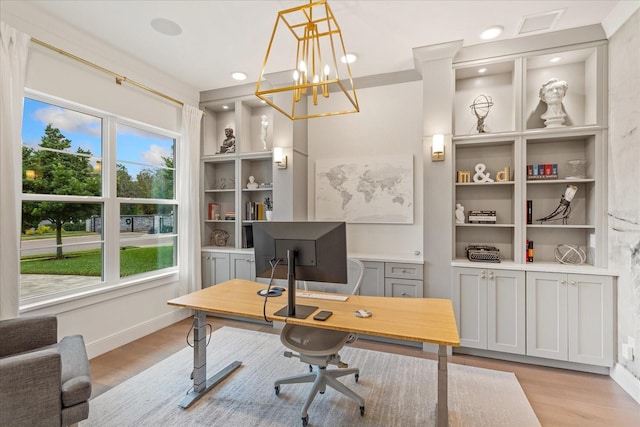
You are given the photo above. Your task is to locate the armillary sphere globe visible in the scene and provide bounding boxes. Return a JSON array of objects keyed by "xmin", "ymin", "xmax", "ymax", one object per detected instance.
[{"xmin": 469, "ymin": 94, "xmax": 494, "ymax": 120}]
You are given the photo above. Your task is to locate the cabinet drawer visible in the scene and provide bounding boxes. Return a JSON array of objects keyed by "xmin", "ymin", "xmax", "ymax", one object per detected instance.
[
  {"xmin": 384, "ymin": 262, "xmax": 423, "ymax": 280},
  {"xmin": 384, "ymin": 278, "xmax": 424, "ymax": 298}
]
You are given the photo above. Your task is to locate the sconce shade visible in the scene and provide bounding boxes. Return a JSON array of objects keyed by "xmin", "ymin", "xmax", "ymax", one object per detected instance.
[
  {"xmin": 255, "ymin": 0, "xmax": 359, "ymax": 120},
  {"xmin": 273, "ymin": 147, "xmax": 288, "ymax": 169},
  {"xmin": 432, "ymin": 134, "xmax": 445, "ymax": 161}
]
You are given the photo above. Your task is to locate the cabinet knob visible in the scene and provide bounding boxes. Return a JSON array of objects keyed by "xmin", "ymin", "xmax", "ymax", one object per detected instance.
[
  {"xmin": 488, "ymin": 272, "xmax": 495, "ymax": 280},
  {"xmin": 479, "ymin": 270, "xmax": 486, "ymax": 279},
  {"xmin": 570, "ymin": 281, "xmax": 577, "ymax": 286},
  {"xmin": 560, "ymin": 280, "xmax": 567, "ymax": 285}
]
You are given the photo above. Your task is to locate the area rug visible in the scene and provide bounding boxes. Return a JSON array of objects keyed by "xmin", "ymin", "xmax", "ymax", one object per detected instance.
[{"xmin": 82, "ymin": 327, "xmax": 540, "ymax": 426}]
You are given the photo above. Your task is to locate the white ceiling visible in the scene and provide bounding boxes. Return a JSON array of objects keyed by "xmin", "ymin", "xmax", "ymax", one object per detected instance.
[{"xmin": 28, "ymin": 1, "xmax": 622, "ymax": 93}]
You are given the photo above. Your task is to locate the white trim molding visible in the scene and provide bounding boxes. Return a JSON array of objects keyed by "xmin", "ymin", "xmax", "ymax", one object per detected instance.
[{"xmin": 610, "ymin": 363, "xmax": 640, "ymax": 404}]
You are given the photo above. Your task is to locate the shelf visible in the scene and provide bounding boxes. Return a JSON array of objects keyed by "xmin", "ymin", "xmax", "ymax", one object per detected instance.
[
  {"xmin": 457, "ymin": 223, "xmax": 515, "ymax": 228},
  {"xmin": 526, "ymin": 179, "xmax": 595, "ymax": 185},
  {"xmin": 456, "ymin": 181, "xmax": 514, "ymax": 186},
  {"xmin": 527, "ymin": 224, "xmax": 595, "ymax": 229}
]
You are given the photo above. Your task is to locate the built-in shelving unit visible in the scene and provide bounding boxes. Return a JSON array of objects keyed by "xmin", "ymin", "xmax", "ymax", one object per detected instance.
[
  {"xmin": 452, "ymin": 42, "xmax": 607, "ymax": 268},
  {"xmin": 200, "ymin": 96, "xmax": 275, "ymax": 251}
]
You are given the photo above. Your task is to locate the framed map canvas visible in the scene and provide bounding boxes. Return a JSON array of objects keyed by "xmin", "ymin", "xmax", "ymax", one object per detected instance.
[{"xmin": 315, "ymin": 156, "xmax": 413, "ymax": 224}]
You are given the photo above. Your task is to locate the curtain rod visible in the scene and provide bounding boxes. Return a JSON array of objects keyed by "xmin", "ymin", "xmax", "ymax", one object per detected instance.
[{"xmin": 31, "ymin": 37, "xmax": 190, "ymax": 109}]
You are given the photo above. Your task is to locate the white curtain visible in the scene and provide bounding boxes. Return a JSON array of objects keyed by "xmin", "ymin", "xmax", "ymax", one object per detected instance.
[
  {"xmin": 178, "ymin": 105, "xmax": 203, "ymax": 294},
  {"xmin": 0, "ymin": 22, "xmax": 30, "ymax": 320}
]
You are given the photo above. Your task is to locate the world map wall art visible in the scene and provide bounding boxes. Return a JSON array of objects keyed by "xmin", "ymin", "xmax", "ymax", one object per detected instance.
[{"xmin": 315, "ymin": 156, "xmax": 414, "ymax": 224}]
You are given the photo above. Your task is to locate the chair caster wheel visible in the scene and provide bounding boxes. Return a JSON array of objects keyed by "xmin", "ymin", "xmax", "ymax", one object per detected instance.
[
  {"xmin": 302, "ymin": 414, "xmax": 309, "ymax": 426},
  {"xmin": 360, "ymin": 406, "xmax": 365, "ymax": 416},
  {"xmin": 274, "ymin": 385, "xmax": 280, "ymax": 395}
]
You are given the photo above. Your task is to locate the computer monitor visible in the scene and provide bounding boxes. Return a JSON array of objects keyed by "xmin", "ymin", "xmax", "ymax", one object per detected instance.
[{"xmin": 253, "ymin": 221, "xmax": 348, "ymax": 319}]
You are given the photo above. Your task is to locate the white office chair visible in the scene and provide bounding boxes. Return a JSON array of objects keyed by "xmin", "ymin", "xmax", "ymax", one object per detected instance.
[{"xmin": 275, "ymin": 258, "xmax": 365, "ymax": 427}]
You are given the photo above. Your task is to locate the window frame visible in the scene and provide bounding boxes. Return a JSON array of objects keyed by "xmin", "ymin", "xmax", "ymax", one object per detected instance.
[{"xmin": 20, "ymin": 89, "xmax": 181, "ymax": 309}]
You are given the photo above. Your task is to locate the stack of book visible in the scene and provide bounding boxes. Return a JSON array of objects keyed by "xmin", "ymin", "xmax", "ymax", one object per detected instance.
[
  {"xmin": 224, "ymin": 211, "xmax": 236, "ymax": 220},
  {"xmin": 245, "ymin": 202, "xmax": 265, "ymax": 221},
  {"xmin": 527, "ymin": 163, "xmax": 558, "ymax": 180},
  {"xmin": 468, "ymin": 210, "xmax": 497, "ymax": 224}
]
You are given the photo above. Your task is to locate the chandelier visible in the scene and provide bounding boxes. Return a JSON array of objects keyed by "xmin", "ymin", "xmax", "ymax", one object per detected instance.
[{"xmin": 255, "ymin": 0, "xmax": 359, "ymax": 120}]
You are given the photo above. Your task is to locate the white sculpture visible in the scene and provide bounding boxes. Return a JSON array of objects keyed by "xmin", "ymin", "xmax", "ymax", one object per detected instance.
[
  {"xmin": 455, "ymin": 203, "xmax": 465, "ymax": 224},
  {"xmin": 260, "ymin": 115, "xmax": 269, "ymax": 150},
  {"xmin": 539, "ymin": 78, "xmax": 568, "ymax": 127},
  {"xmin": 247, "ymin": 175, "xmax": 259, "ymax": 189}
]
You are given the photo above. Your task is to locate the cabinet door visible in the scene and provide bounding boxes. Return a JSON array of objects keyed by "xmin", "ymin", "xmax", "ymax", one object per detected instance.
[
  {"xmin": 487, "ymin": 269, "xmax": 526, "ymax": 354},
  {"xmin": 567, "ymin": 274, "xmax": 614, "ymax": 366},
  {"xmin": 230, "ymin": 253, "xmax": 255, "ymax": 282},
  {"xmin": 452, "ymin": 267, "xmax": 487, "ymax": 349},
  {"xmin": 526, "ymin": 272, "xmax": 568, "ymax": 361},
  {"xmin": 360, "ymin": 261, "xmax": 385, "ymax": 296},
  {"xmin": 201, "ymin": 252, "xmax": 230, "ymax": 287},
  {"xmin": 384, "ymin": 278, "xmax": 423, "ymax": 298}
]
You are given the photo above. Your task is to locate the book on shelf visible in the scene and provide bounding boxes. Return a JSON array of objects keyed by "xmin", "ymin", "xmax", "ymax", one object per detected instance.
[
  {"xmin": 245, "ymin": 202, "xmax": 266, "ymax": 221},
  {"xmin": 527, "ymin": 163, "xmax": 558, "ymax": 180},
  {"xmin": 208, "ymin": 203, "xmax": 221, "ymax": 220},
  {"xmin": 527, "ymin": 200, "xmax": 533, "ymax": 224},
  {"xmin": 468, "ymin": 210, "xmax": 496, "ymax": 224}
]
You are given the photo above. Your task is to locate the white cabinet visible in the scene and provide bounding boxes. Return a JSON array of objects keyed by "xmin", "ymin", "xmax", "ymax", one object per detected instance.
[
  {"xmin": 526, "ymin": 271, "xmax": 614, "ymax": 366},
  {"xmin": 361, "ymin": 261, "xmax": 424, "ymax": 298},
  {"xmin": 201, "ymin": 251, "xmax": 230, "ymax": 288},
  {"xmin": 360, "ymin": 261, "xmax": 384, "ymax": 296},
  {"xmin": 230, "ymin": 253, "xmax": 256, "ymax": 282},
  {"xmin": 452, "ymin": 267, "xmax": 525, "ymax": 354}
]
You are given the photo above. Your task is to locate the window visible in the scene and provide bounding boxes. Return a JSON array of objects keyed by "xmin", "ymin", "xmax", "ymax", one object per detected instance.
[{"xmin": 20, "ymin": 94, "xmax": 179, "ymax": 303}]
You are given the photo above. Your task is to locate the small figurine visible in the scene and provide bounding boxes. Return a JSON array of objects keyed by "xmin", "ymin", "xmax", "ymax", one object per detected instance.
[
  {"xmin": 247, "ymin": 176, "xmax": 259, "ymax": 189},
  {"xmin": 455, "ymin": 204, "xmax": 465, "ymax": 224},
  {"xmin": 219, "ymin": 125, "xmax": 236, "ymax": 153},
  {"xmin": 536, "ymin": 185, "xmax": 577, "ymax": 224},
  {"xmin": 260, "ymin": 115, "xmax": 269, "ymax": 151}
]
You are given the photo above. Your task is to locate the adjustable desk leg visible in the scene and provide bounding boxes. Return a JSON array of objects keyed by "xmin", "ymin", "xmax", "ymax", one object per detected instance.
[
  {"xmin": 178, "ymin": 310, "xmax": 242, "ymax": 409},
  {"xmin": 436, "ymin": 344, "xmax": 448, "ymax": 427}
]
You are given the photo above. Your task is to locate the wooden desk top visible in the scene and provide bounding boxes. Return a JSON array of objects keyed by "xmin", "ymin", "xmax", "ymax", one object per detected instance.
[{"xmin": 168, "ymin": 280, "xmax": 460, "ymax": 347}]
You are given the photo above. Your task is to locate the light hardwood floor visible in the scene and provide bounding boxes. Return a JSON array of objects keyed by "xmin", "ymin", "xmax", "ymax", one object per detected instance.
[{"xmin": 89, "ymin": 316, "xmax": 639, "ymax": 426}]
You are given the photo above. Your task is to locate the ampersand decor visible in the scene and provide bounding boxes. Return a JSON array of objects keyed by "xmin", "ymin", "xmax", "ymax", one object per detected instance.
[{"xmin": 473, "ymin": 163, "xmax": 494, "ymax": 183}]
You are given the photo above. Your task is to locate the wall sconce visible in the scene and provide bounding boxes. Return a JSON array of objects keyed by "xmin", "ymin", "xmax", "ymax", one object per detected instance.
[
  {"xmin": 273, "ymin": 147, "xmax": 287, "ymax": 169},
  {"xmin": 432, "ymin": 134, "xmax": 445, "ymax": 161}
]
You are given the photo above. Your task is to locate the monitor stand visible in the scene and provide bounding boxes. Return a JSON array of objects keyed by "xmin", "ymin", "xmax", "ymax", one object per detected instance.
[
  {"xmin": 274, "ymin": 304, "xmax": 317, "ymax": 319},
  {"xmin": 273, "ymin": 249, "xmax": 317, "ymax": 319}
]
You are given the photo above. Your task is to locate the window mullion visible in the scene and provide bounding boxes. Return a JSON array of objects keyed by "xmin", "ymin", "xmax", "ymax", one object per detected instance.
[{"xmin": 103, "ymin": 116, "xmax": 120, "ymax": 283}]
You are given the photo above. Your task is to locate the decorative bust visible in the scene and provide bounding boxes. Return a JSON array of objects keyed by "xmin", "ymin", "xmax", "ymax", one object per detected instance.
[
  {"xmin": 219, "ymin": 125, "xmax": 236, "ymax": 153},
  {"xmin": 247, "ymin": 175, "xmax": 259, "ymax": 189},
  {"xmin": 539, "ymin": 78, "xmax": 568, "ymax": 127}
]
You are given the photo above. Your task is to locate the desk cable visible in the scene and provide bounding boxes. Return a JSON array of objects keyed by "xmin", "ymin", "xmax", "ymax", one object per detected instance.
[
  {"xmin": 262, "ymin": 258, "xmax": 282, "ymax": 323},
  {"xmin": 185, "ymin": 319, "xmax": 213, "ymax": 349}
]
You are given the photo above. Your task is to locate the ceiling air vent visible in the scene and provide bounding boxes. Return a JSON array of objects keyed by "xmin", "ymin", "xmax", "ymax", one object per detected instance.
[{"xmin": 517, "ymin": 9, "xmax": 565, "ymax": 35}]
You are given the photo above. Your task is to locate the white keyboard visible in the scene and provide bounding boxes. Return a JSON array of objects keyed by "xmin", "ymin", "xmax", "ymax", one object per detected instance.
[{"xmin": 297, "ymin": 292, "xmax": 349, "ymax": 302}]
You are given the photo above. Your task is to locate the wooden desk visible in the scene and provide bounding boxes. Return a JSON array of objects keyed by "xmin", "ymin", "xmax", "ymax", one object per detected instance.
[{"xmin": 168, "ymin": 279, "xmax": 460, "ymax": 426}]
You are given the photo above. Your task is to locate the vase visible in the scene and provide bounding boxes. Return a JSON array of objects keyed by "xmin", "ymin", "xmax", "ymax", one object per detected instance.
[{"xmin": 265, "ymin": 210, "xmax": 273, "ymax": 221}]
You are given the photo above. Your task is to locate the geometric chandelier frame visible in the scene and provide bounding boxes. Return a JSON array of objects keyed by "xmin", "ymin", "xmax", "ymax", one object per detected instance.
[{"xmin": 255, "ymin": 0, "xmax": 359, "ymax": 120}]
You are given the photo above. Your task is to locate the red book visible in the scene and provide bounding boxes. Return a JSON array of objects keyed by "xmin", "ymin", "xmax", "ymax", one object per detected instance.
[{"xmin": 545, "ymin": 164, "xmax": 552, "ymax": 175}]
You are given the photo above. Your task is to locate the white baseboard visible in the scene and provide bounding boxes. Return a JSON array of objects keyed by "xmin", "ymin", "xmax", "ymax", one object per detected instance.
[
  {"xmin": 86, "ymin": 308, "xmax": 191, "ymax": 359},
  {"xmin": 610, "ymin": 363, "xmax": 640, "ymax": 404}
]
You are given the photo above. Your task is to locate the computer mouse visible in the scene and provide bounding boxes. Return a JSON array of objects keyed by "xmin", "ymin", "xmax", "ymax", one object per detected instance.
[{"xmin": 355, "ymin": 309, "xmax": 372, "ymax": 318}]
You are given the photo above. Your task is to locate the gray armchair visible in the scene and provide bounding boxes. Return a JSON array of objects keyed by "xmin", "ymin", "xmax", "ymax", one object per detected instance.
[{"xmin": 0, "ymin": 315, "xmax": 92, "ymax": 426}]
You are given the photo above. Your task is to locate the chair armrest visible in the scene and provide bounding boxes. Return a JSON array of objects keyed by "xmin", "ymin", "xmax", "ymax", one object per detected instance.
[
  {"xmin": 0, "ymin": 348, "xmax": 62, "ymax": 426},
  {"xmin": 0, "ymin": 315, "xmax": 57, "ymax": 357}
]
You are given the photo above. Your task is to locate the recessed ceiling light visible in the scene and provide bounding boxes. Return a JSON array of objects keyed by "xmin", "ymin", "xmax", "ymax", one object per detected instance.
[
  {"xmin": 478, "ymin": 67, "xmax": 487, "ymax": 74},
  {"xmin": 549, "ymin": 57, "xmax": 562, "ymax": 63},
  {"xmin": 150, "ymin": 18, "xmax": 182, "ymax": 36},
  {"xmin": 231, "ymin": 72, "xmax": 247, "ymax": 81},
  {"xmin": 480, "ymin": 25, "xmax": 503, "ymax": 40},
  {"xmin": 341, "ymin": 53, "xmax": 358, "ymax": 64},
  {"xmin": 222, "ymin": 105, "xmax": 229, "ymax": 110}
]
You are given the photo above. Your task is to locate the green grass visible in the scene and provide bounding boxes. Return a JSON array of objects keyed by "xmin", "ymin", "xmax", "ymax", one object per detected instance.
[
  {"xmin": 22, "ymin": 231, "xmax": 99, "ymax": 241},
  {"xmin": 21, "ymin": 246, "xmax": 175, "ymax": 277}
]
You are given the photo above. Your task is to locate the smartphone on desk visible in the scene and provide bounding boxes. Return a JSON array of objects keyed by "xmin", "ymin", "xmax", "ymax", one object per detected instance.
[{"xmin": 313, "ymin": 310, "xmax": 333, "ymax": 321}]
